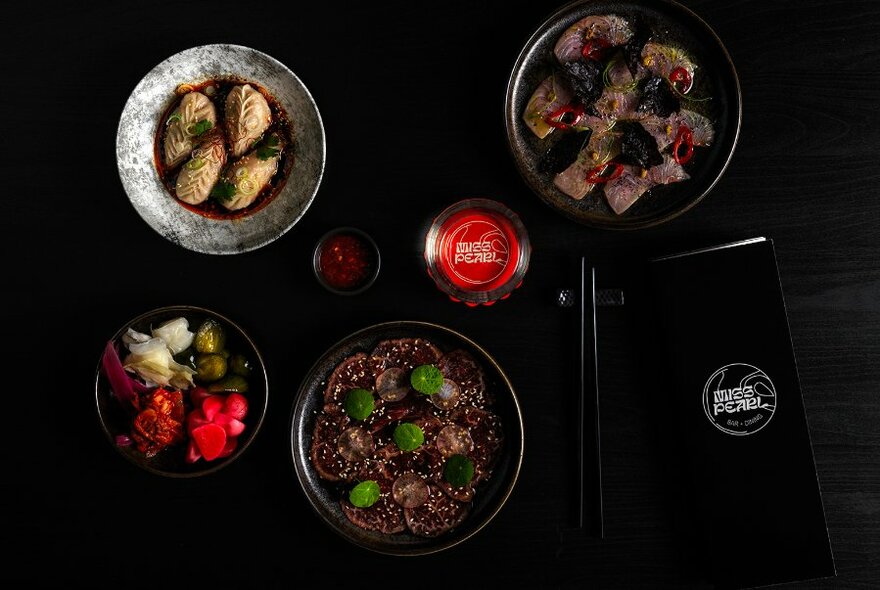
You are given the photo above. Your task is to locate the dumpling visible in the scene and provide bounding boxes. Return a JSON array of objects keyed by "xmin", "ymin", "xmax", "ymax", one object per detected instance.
[
  {"xmin": 225, "ymin": 84, "xmax": 272, "ymax": 158},
  {"xmin": 175, "ymin": 128, "xmax": 227, "ymax": 205},
  {"xmin": 163, "ymin": 91, "xmax": 217, "ymax": 169},
  {"xmin": 218, "ymin": 134, "xmax": 285, "ymax": 211}
]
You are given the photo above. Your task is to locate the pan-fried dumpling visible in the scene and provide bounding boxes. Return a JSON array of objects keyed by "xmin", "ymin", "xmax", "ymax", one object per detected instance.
[
  {"xmin": 225, "ymin": 84, "xmax": 272, "ymax": 158},
  {"xmin": 218, "ymin": 134, "xmax": 285, "ymax": 211},
  {"xmin": 175, "ymin": 128, "xmax": 227, "ymax": 205},
  {"xmin": 163, "ymin": 92, "xmax": 218, "ymax": 169}
]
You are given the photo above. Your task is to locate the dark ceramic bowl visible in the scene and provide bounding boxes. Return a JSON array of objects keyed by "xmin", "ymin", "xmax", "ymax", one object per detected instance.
[
  {"xmin": 290, "ymin": 321, "xmax": 524, "ymax": 555},
  {"xmin": 95, "ymin": 305, "xmax": 268, "ymax": 478},
  {"xmin": 312, "ymin": 227, "xmax": 381, "ymax": 296},
  {"xmin": 505, "ymin": 0, "xmax": 741, "ymax": 229}
]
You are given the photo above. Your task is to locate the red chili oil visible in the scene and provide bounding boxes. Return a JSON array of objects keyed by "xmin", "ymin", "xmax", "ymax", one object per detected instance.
[
  {"xmin": 316, "ymin": 232, "xmax": 377, "ymax": 291},
  {"xmin": 424, "ymin": 199, "xmax": 530, "ymax": 306},
  {"xmin": 153, "ymin": 78, "xmax": 295, "ymax": 221}
]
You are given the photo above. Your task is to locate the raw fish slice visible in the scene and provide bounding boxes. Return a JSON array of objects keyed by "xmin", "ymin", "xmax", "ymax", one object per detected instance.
[
  {"xmin": 554, "ymin": 15, "xmax": 633, "ymax": 64},
  {"xmin": 175, "ymin": 128, "xmax": 227, "ymax": 205},
  {"xmin": 640, "ymin": 42, "xmax": 696, "ymax": 81},
  {"xmin": 577, "ymin": 114, "xmax": 616, "ymax": 135},
  {"xmin": 163, "ymin": 92, "xmax": 217, "ymax": 169},
  {"xmin": 225, "ymin": 84, "xmax": 273, "ymax": 158},
  {"xmin": 639, "ymin": 114, "xmax": 677, "ymax": 150},
  {"xmin": 677, "ymin": 109, "xmax": 715, "ymax": 146},
  {"xmin": 553, "ymin": 131, "xmax": 621, "ymax": 199},
  {"xmin": 522, "ymin": 74, "xmax": 574, "ymax": 139},
  {"xmin": 648, "ymin": 154, "xmax": 690, "ymax": 185},
  {"xmin": 603, "ymin": 165, "xmax": 653, "ymax": 214},
  {"xmin": 603, "ymin": 56, "xmax": 639, "ymax": 91},
  {"xmin": 640, "ymin": 110, "xmax": 714, "ymax": 150},
  {"xmin": 219, "ymin": 135, "xmax": 285, "ymax": 211},
  {"xmin": 592, "ymin": 88, "xmax": 642, "ymax": 121},
  {"xmin": 604, "ymin": 156, "xmax": 689, "ymax": 215}
]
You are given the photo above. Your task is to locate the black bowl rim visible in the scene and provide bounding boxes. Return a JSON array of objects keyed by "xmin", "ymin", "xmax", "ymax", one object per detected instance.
[
  {"xmin": 94, "ymin": 304, "xmax": 269, "ymax": 478},
  {"xmin": 289, "ymin": 320, "xmax": 525, "ymax": 556},
  {"xmin": 504, "ymin": 0, "xmax": 743, "ymax": 229}
]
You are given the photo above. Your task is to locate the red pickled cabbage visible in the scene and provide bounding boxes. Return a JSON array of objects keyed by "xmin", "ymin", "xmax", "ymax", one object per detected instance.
[{"xmin": 101, "ymin": 340, "xmax": 148, "ymax": 406}]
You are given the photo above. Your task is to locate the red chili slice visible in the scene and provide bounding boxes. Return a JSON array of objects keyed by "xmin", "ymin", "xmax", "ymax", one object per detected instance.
[
  {"xmin": 581, "ymin": 38, "xmax": 610, "ymax": 61},
  {"xmin": 673, "ymin": 125, "xmax": 694, "ymax": 165},
  {"xmin": 669, "ymin": 66, "xmax": 693, "ymax": 94},
  {"xmin": 585, "ymin": 162, "xmax": 625, "ymax": 184},
  {"xmin": 544, "ymin": 104, "xmax": 585, "ymax": 129}
]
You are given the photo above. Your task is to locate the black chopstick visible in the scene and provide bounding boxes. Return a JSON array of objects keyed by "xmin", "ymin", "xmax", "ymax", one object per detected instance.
[{"xmin": 579, "ymin": 258, "xmax": 604, "ymax": 537}]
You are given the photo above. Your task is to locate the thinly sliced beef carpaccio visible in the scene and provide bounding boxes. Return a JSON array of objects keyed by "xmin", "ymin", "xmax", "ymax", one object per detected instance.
[
  {"xmin": 437, "ymin": 349, "xmax": 491, "ymax": 406},
  {"xmin": 371, "ymin": 338, "xmax": 443, "ymax": 370},
  {"xmin": 309, "ymin": 337, "xmax": 505, "ymax": 539},
  {"xmin": 324, "ymin": 352, "xmax": 388, "ymax": 404},
  {"xmin": 404, "ymin": 484, "xmax": 470, "ymax": 537}
]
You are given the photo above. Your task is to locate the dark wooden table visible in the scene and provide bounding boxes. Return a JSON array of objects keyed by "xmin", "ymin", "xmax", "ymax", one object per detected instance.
[{"xmin": 6, "ymin": 0, "xmax": 879, "ymax": 587}]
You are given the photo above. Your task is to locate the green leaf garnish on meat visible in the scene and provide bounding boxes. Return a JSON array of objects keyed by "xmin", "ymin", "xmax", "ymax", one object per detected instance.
[
  {"xmin": 187, "ymin": 119, "xmax": 213, "ymax": 136},
  {"xmin": 349, "ymin": 480, "xmax": 380, "ymax": 508},
  {"xmin": 393, "ymin": 422, "xmax": 425, "ymax": 452},
  {"xmin": 444, "ymin": 454, "xmax": 474, "ymax": 487},
  {"xmin": 410, "ymin": 364, "xmax": 443, "ymax": 395},
  {"xmin": 344, "ymin": 388, "xmax": 375, "ymax": 421}
]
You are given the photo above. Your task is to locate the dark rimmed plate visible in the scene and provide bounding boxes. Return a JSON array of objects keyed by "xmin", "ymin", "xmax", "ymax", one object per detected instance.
[
  {"xmin": 289, "ymin": 321, "xmax": 524, "ymax": 556},
  {"xmin": 95, "ymin": 305, "xmax": 269, "ymax": 478},
  {"xmin": 505, "ymin": 0, "xmax": 741, "ymax": 229}
]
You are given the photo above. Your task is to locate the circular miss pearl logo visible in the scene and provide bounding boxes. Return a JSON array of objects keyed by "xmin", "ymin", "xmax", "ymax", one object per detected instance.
[{"xmin": 703, "ymin": 363, "xmax": 777, "ymax": 436}]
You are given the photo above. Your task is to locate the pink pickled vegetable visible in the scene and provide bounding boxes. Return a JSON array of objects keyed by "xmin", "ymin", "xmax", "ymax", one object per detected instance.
[{"xmin": 101, "ymin": 340, "xmax": 147, "ymax": 406}]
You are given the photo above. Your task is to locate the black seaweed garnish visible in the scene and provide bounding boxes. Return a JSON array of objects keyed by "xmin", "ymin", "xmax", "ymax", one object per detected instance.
[
  {"xmin": 624, "ymin": 19, "xmax": 652, "ymax": 76},
  {"xmin": 637, "ymin": 76, "xmax": 680, "ymax": 117},
  {"xmin": 561, "ymin": 60, "xmax": 604, "ymax": 109},
  {"xmin": 537, "ymin": 129, "xmax": 593, "ymax": 174},
  {"xmin": 618, "ymin": 121, "xmax": 663, "ymax": 169}
]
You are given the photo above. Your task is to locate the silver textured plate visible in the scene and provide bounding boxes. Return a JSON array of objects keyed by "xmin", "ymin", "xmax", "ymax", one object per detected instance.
[
  {"xmin": 505, "ymin": 0, "xmax": 741, "ymax": 229},
  {"xmin": 117, "ymin": 44, "xmax": 326, "ymax": 254}
]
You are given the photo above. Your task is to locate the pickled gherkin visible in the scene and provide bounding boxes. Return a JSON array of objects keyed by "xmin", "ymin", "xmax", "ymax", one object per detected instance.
[
  {"xmin": 229, "ymin": 354, "xmax": 252, "ymax": 377},
  {"xmin": 194, "ymin": 318, "xmax": 226, "ymax": 353},
  {"xmin": 207, "ymin": 374, "xmax": 249, "ymax": 393},
  {"xmin": 195, "ymin": 353, "xmax": 227, "ymax": 383}
]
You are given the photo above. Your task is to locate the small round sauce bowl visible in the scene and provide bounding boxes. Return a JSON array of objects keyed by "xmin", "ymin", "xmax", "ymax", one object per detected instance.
[{"xmin": 313, "ymin": 227, "xmax": 381, "ymax": 295}]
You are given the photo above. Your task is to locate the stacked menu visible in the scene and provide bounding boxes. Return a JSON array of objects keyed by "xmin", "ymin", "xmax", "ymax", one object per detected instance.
[{"xmin": 648, "ymin": 237, "xmax": 835, "ymax": 588}]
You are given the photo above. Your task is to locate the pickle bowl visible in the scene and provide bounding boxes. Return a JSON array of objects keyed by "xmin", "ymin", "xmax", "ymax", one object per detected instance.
[{"xmin": 94, "ymin": 305, "xmax": 269, "ymax": 478}]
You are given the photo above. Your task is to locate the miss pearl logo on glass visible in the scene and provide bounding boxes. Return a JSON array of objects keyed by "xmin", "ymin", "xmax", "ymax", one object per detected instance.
[{"xmin": 703, "ymin": 363, "xmax": 777, "ymax": 436}]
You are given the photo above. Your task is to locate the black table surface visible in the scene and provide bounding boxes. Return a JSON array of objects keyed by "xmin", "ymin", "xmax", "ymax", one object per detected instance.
[{"xmin": 5, "ymin": 0, "xmax": 879, "ymax": 588}]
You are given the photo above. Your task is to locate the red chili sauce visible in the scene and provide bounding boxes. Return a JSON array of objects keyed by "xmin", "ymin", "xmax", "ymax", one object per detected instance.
[
  {"xmin": 317, "ymin": 233, "xmax": 377, "ymax": 291},
  {"xmin": 153, "ymin": 78, "xmax": 295, "ymax": 221}
]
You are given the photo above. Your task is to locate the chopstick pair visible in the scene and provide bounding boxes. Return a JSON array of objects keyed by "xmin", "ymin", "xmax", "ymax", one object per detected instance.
[{"xmin": 558, "ymin": 258, "xmax": 624, "ymax": 538}]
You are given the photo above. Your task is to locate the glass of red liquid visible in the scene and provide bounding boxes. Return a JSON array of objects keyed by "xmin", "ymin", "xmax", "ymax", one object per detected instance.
[
  {"xmin": 313, "ymin": 227, "xmax": 381, "ymax": 295},
  {"xmin": 424, "ymin": 198, "xmax": 531, "ymax": 306}
]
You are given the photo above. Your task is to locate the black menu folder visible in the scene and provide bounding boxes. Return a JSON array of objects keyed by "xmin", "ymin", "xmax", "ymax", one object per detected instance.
[{"xmin": 648, "ymin": 237, "xmax": 835, "ymax": 589}]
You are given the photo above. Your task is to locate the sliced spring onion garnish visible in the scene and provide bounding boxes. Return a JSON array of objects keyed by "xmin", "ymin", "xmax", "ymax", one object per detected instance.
[
  {"xmin": 185, "ymin": 158, "xmax": 206, "ymax": 170},
  {"xmin": 235, "ymin": 167, "xmax": 249, "ymax": 179},
  {"xmin": 238, "ymin": 179, "xmax": 257, "ymax": 194},
  {"xmin": 602, "ymin": 57, "xmax": 638, "ymax": 93}
]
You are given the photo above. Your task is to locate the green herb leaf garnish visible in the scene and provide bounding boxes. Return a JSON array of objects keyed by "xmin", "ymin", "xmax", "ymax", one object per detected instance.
[
  {"xmin": 187, "ymin": 119, "xmax": 213, "ymax": 136},
  {"xmin": 410, "ymin": 364, "xmax": 443, "ymax": 395},
  {"xmin": 348, "ymin": 480, "xmax": 380, "ymax": 508},
  {"xmin": 344, "ymin": 388, "xmax": 375, "ymax": 421},
  {"xmin": 444, "ymin": 454, "xmax": 474, "ymax": 487},
  {"xmin": 210, "ymin": 181, "xmax": 237, "ymax": 201},
  {"xmin": 255, "ymin": 134, "xmax": 282, "ymax": 160},
  {"xmin": 393, "ymin": 422, "xmax": 425, "ymax": 452}
]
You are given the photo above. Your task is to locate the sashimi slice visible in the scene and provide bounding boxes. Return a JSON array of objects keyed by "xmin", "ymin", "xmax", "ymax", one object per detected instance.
[
  {"xmin": 554, "ymin": 15, "xmax": 634, "ymax": 64},
  {"xmin": 553, "ymin": 131, "xmax": 621, "ymax": 199},
  {"xmin": 648, "ymin": 155, "xmax": 690, "ymax": 185},
  {"xmin": 640, "ymin": 42, "xmax": 696, "ymax": 81},
  {"xmin": 603, "ymin": 165, "xmax": 653, "ymax": 214},
  {"xmin": 522, "ymin": 74, "xmax": 574, "ymax": 139},
  {"xmin": 640, "ymin": 110, "xmax": 715, "ymax": 150}
]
